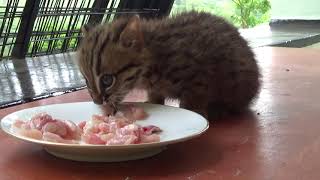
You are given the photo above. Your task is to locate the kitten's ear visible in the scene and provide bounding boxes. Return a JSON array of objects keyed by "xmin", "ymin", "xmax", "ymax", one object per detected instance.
[
  {"xmin": 81, "ymin": 24, "xmax": 92, "ymax": 36},
  {"xmin": 119, "ymin": 15, "xmax": 144, "ymax": 51}
]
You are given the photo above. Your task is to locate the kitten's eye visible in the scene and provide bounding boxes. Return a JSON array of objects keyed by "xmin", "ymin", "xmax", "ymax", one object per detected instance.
[{"xmin": 101, "ymin": 74, "xmax": 115, "ymax": 89}]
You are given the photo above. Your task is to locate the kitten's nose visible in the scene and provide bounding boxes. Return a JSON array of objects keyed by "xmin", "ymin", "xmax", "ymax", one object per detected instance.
[
  {"xmin": 89, "ymin": 93, "xmax": 103, "ymax": 104},
  {"xmin": 93, "ymin": 98, "xmax": 103, "ymax": 105}
]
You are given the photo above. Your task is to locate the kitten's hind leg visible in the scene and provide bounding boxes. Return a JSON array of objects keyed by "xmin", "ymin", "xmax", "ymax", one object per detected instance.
[{"xmin": 147, "ymin": 91, "xmax": 165, "ymax": 105}]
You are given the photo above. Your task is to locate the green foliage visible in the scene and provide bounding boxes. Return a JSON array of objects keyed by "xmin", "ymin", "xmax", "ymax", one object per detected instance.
[
  {"xmin": 232, "ymin": 0, "xmax": 271, "ymax": 28},
  {"xmin": 171, "ymin": 0, "xmax": 271, "ymax": 29},
  {"xmin": 171, "ymin": 0, "xmax": 221, "ymax": 15}
]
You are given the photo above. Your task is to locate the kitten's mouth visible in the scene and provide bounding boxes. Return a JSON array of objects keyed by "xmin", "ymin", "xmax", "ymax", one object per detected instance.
[
  {"xmin": 102, "ymin": 92, "xmax": 126, "ymax": 115},
  {"xmin": 101, "ymin": 101, "xmax": 117, "ymax": 115},
  {"xmin": 102, "ymin": 95, "xmax": 118, "ymax": 115}
]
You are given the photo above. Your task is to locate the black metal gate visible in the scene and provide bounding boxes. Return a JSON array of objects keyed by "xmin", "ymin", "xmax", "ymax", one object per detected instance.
[{"xmin": 0, "ymin": 0, "xmax": 174, "ymax": 60}]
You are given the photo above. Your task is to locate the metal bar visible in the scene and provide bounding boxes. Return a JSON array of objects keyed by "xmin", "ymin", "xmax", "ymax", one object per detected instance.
[
  {"xmin": 39, "ymin": 0, "xmax": 57, "ymax": 55},
  {"xmin": 0, "ymin": 42, "xmax": 17, "ymax": 46},
  {"xmin": 34, "ymin": 0, "xmax": 58, "ymax": 55},
  {"xmin": 2, "ymin": 0, "xmax": 162, "ymax": 58},
  {"xmin": 31, "ymin": 0, "xmax": 47, "ymax": 56},
  {"xmin": 45, "ymin": 0, "xmax": 65, "ymax": 54},
  {"xmin": 105, "ymin": 0, "xmax": 119, "ymax": 22},
  {"xmin": 7, "ymin": 0, "xmax": 21, "ymax": 58},
  {"xmin": 36, "ymin": 10, "xmax": 158, "ymax": 17},
  {"xmin": 0, "ymin": 15, "xmax": 23, "ymax": 19},
  {"xmin": 47, "ymin": 0, "xmax": 63, "ymax": 54},
  {"xmin": 75, "ymin": 0, "xmax": 94, "ymax": 46},
  {"xmin": 11, "ymin": 0, "xmax": 42, "ymax": 59},
  {"xmin": 52, "ymin": 0, "xmax": 73, "ymax": 53},
  {"xmin": 50, "ymin": 0, "xmax": 66, "ymax": 53},
  {"xmin": 61, "ymin": 0, "xmax": 78, "ymax": 52},
  {"xmin": 1, "ymin": 0, "xmax": 19, "ymax": 58},
  {"xmin": 87, "ymin": 0, "xmax": 110, "ymax": 25},
  {"xmin": 0, "ymin": 6, "xmax": 25, "ymax": 8},
  {"xmin": 36, "ymin": 11, "xmax": 150, "ymax": 16},
  {"xmin": 62, "ymin": 0, "xmax": 83, "ymax": 51},
  {"xmin": 0, "ymin": 0, "xmax": 13, "ymax": 57},
  {"xmin": 35, "ymin": 0, "xmax": 52, "ymax": 55},
  {"xmin": 152, "ymin": 0, "xmax": 174, "ymax": 17},
  {"xmin": 30, "ymin": 35, "xmax": 82, "ymax": 42}
]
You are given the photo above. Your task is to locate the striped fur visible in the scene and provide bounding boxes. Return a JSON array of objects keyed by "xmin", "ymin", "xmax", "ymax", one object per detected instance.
[{"xmin": 77, "ymin": 11, "xmax": 260, "ymax": 119}]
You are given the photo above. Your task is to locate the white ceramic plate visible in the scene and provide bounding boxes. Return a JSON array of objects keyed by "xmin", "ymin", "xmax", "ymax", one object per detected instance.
[{"xmin": 1, "ymin": 102, "xmax": 209, "ymax": 162}]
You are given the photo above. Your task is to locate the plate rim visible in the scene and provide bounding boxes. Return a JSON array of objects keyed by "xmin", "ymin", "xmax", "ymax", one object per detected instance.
[{"xmin": 1, "ymin": 102, "xmax": 209, "ymax": 149}]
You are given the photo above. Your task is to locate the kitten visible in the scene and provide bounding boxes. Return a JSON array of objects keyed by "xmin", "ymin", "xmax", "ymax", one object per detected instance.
[{"xmin": 77, "ymin": 11, "xmax": 260, "ymax": 119}]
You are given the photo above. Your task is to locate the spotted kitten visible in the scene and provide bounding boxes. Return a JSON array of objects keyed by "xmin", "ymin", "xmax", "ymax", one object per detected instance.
[{"xmin": 77, "ymin": 11, "xmax": 260, "ymax": 119}]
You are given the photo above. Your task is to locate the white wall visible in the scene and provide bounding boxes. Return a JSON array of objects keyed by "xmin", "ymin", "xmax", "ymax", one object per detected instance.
[{"xmin": 270, "ymin": 0, "xmax": 320, "ymax": 20}]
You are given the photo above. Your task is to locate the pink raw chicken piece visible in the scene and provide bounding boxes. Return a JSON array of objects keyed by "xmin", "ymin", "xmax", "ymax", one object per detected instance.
[
  {"xmin": 82, "ymin": 132, "xmax": 105, "ymax": 145},
  {"xmin": 63, "ymin": 120, "xmax": 81, "ymax": 140},
  {"xmin": 78, "ymin": 121, "xmax": 86, "ymax": 130},
  {"xmin": 82, "ymin": 123, "xmax": 99, "ymax": 134},
  {"xmin": 91, "ymin": 124, "xmax": 100, "ymax": 134},
  {"xmin": 41, "ymin": 119, "xmax": 81, "ymax": 140},
  {"xmin": 19, "ymin": 129, "xmax": 43, "ymax": 140},
  {"xmin": 41, "ymin": 121, "xmax": 67, "ymax": 137},
  {"xmin": 92, "ymin": 114, "xmax": 109, "ymax": 123},
  {"xmin": 98, "ymin": 122, "xmax": 110, "ymax": 133},
  {"xmin": 108, "ymin": 120, "xmax": 127, "ymax": 133},
  {"xmin": 20, "ymin": 122, "xmax": 31, "ymax": 130},
  {"xmin": 43, "ymin": 132, "xmax": 77, "ymax": 144},
  {"xmin": 109, "ymin": 115, "xmax": 131, "ymax": 126},
  {"xmin": 100, "ymin": 133, "xmax": 114, "ymax": 142},
  {"xmin": 118, "ymin": 124, "xmax": 140, "ymax": 137},
  {"xmin": 142, "ymin": 125, "xmax": 162, "ymax": 135},
  {"xmin": 105, "ymin": 124, "xmax": 141, "ymax": 145},
  {"xmin": 12, "ymin": 106, "xmax": 161, "ymax": 145},
  {"xmin": 30, "ymin": 113, "xmax": 55, "ymax": 130},
  {"xmin": 82, "ymin": 114, "xmax": 110, "ymax": 134},
  {"xmin": 140, "ymin": 134, "xmax": 160, "ymax": 143},
  {"xmin": 104, "ymin": 124, "xmax": 145, "ymax": 145},
  {"xmin": 12, "ymin": 119, "xmax": 42, "ymax": 140},
  {"xmin": 106, "ymin": 135, "xmax": 138, "ymax": 145},
  {"xmin": 13, "ymin": 119, "xmax": 25, "ymax": 128}
]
